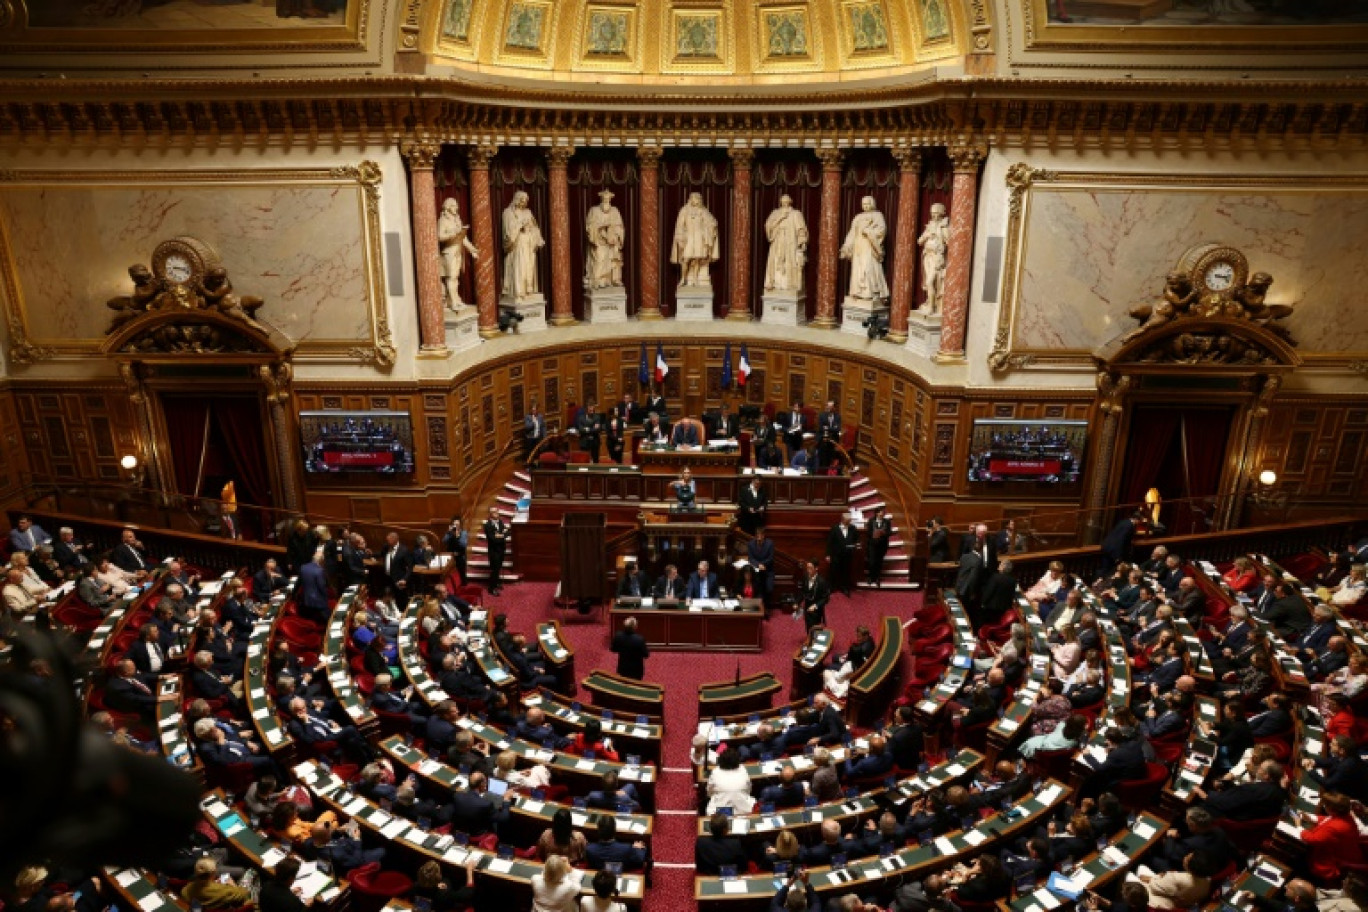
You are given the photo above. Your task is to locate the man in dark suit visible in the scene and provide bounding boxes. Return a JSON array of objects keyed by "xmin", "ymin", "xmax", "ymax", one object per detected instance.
[
  {"xmin": 586, "ymin": 816, "xmax": 649, "ymax": 871},
  {"xmin": 380, "ymin": 532, "xmax": 413, "ymax": 603},
  {"xmin": 610, "ymin": 617, "xmax": 650, "ymax": 680},
  {"xmin": 575, "ymin": 401, "xmax": 603, "ymax": 462},
  {"xmin": 523, "ymin": 403, "xmax": 546, "ymax": 456},
  {"xmin": 1247, "ymin": 693, "xmax": 1294, "ymax": 737},
  {"xmin": 781, "ymin": 398, "xmax": 807, "ymax": 457},
  {"xmin": 758, "ymin": 765, "xmax": 806, "ymax": 808},
  {"xmin": 1196, "ymin": 759, "xmax": 1287, "ymax": 820},
  {"xmin": 341, "ymin": 533, "xmax": 370, "ymax": 587},
  {"xmin": 110, "ymin": 528, "xmax": 151, "ymax": 576},
  {"xmin": 711, "ymin": 401, "xmax": 740, "ymax": 440},
  {"xmin": 747, "ymin": 528, "xmax": 775, "ymax": 600},
  {"xmin": 695, "ymin": 814, "xmax": 748, "ymax": 876},
  {"xmin": 643, "ymin": 412, "xmax": 670, "ymax": 445},
  {"xmin": 52, "ymin": 527, "xmax": 90, "ymax": 571},
  {"xmin": 448, "ymin": 773, "xmax": 508, "ymax": 836},
  {"xmin": 979, "ymin": 559, "xmax": 1018, "ymax": 623},
  {"xmin": 617, "ymin": 562, "xmax": 651, "ymax": 599},
  {"xmin": 193, "ymin": 718, "xmax": 276, "ymax": 775},
  {"xmin": 813, "ymin": 693, "xmax": 848, "ymax": 746},
  {"xmin": 286, "ymin": 696, "xmax": 373, "ymax": 764},
  {"xmin": 826, "ymin": 512, "xmax": 858, "ymax": 596},
  {"xmin": 1307, "ymin": 636, "xmax": 1350, "ymax": 681},
  {"xmin": 670, "ymin": 419, "xmax": 699, "ymax": 447},
  {"xmin": 685, "ymin": 560, "xmax": 718, "ymax": 600},
  {"xmin": 616, "ymin": 392, "xmax": 641, "ymax": 425},
  {"xmin": 642, "ymin": 392, "xmax": 665, "ymax": 423},
  {"xmin": 888, "ymin": 705, "xmax": 925, "ymax": 770},
  {"xmin": 513, "ymin": 707, "xmax": 571, "ymax": 749},
  {"xmin": 817, "ymin": 400, "xmax": 841, "ymax": 455},
  {"xmin": 1066, "ymin": 669, "xmax": 1106, "ymax": 708},
  {"xmin": 482, "ymin": 506, "xmax": 509, "ymax": 595},
  {"xmin": 738, "ymin": 477, "xmax": 768, "ymax": 535},
  {"xmin": 1298, "ymin": 605, "xmax": 1337, "ymax": 658},
  {"xmin": 1099, "ymin": 511, "xmax": 1143, "ymax": 568},
  {"xmin": 1172, "ymin": 577, "xmax": 1206, "ymax": 623},
  {"xmin": 1149, "ymin": 809, "xmax": 1238, "ymax": 873},
  {"xmin": 927, "ymin": 517, "xmax": 951, "ymax": 564},
  {"xmin": 843, "ymin": 734, "xmax": 895, "ymax": 781},
  {"xmin": 251, "ymin": 559, "xmax": 287, "ymax": 600},
  {"xmin": 654, "ymin": 564, "xmax": 686, "ymax": 599},
  {"xmin": 127, "ymin": 623, "xmax": 168, "ymax": 676},
  {"xmin": 1304, "ymin": 734, "xmax": 1368, "ymax": 803},
  {"xmin": 105, "ymin": 659, "xmax": 157, "ymax": 717},
  {"xmin": 799, "ymin": 559, "xmax": 829, "ymax": 631},
  {"xmin": 1205, "ymin": 605, "xmax": 1251, "ymax": 662},
  {"xmin": 1260, "ymin": 582, "xmax": 1312, "ymax": 638},
  {"xmin": 1082, "ymin": 727, "xmax": 1147, "ymax": 797},
  {"xmin": 1157, "ymin": 554, "xmax": 1186, "ymax": 598},
  {"xmin": 866, "ymin": 507, "xmax": 892, "ymax": 587},
  {"xmin": 297, "ymin": 551, "xmax": 330, "ymax": 623},
  {"xmin": 190, "ymin": 650, "xmax": 245, "ymax": 715}
]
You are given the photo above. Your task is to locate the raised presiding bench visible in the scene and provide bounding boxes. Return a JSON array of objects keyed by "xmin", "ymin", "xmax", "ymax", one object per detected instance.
[
  {"xmin": 612, "ymin": 597, "xmax": 764, "ymax": 652},
  {"xmin": 698, "ymin": 672, "xmax": 782, "ymax": 718},
  {"xmin": 583, "ymin": 669, "xmax": 666, "ymax": 717},
  {"xmin": 844, "ymin": 615, "xmax": 904, "ymax": 725},
  {"xmin": 637, "ymin": 443, "xmax": 742, "ymax": 476}
]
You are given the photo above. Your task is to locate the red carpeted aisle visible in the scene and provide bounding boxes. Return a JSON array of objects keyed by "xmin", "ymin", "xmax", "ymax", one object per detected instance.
[{"xmin": 484, "ymin": 582, "xmax": 924, "ymax": 910}]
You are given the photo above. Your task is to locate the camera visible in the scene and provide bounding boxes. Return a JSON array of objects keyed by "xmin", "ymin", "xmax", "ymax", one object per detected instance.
[
  {"xmin": 497, "ymin": 309, "xmax": 525, "ymax": 333},
  {"xmin": 862, "ymin": 312, "xmax": 890, "ymax": 340}
]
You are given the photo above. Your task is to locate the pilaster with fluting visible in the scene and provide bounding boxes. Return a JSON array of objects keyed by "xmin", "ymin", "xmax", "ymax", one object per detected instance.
[
  {"xmin": 887, "ymin": 148, "xmax": 923, "ymax": 345},
  {"xmin": 811, "ymin": 148, "xmax": 844, "ymax": 329},
  {"xmin": 401, "ymin": 140, "xmax": 448, "ymax": 355},
  {"xmin": 727, "ymin": 147, "xmax": 755, "ymax": 321},
  {"xmin": 546, "ymin": 146, "xmax": 577, "ymax": 326},
  {"xmin": 936, "ymin": 145, "xmax": 985, "ymax": 363},
  {"xmin": 637, "ymin": 147, "xmax": 663, "ymax": 320},
  {"xmin": 466, "ymin": 145, "xmax": 500, "ymax": 338}
]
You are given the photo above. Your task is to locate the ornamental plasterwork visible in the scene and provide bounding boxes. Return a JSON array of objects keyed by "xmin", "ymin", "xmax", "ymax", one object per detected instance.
[
  {"xmin": 441, "ymin": 0, "xmax": 474, "ymax": 41},
  {"xmin": 674, "ymin": 12, "xmax": 719, "ymax": 58},
  {"xmin": 919, "ymin": 0, "xmax": 950, "ymax": 43},
  {"xmin": 504, "ymin": 1, "xmax": 545, "ymax": 51},
  {"xmin": 847, "ymin": 1, "xmax": 889, "ymax": 52},
  {"xmin": 586, "ymin": 9, "xmax": 630, "ymax": 55},
  {"xmin": 765, "ymin": 9, "xmax": 809, "ymax": 58}
]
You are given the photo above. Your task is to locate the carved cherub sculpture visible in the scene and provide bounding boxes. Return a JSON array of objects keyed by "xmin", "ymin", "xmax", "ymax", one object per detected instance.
[
  {"xmin": 199, "ymin": 267, "xmax": 266, "ymax": 331},
  {"xmin": 1123, "ymin": 272, "xmax": 1197, "ymax": 343},
  {"xmin": 1238, "ymin": 272, "xmax": 1295, "ymax": 342},
  {"xmin": 106, "ymin": 264, "xmax": 161, "ymax": 331}
]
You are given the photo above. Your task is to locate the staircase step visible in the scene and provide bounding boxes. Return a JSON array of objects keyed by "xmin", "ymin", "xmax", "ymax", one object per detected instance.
[
  {"xmin": 858, "ymin": 580, "xmax": 920, "ymax": 590},
  {"xmin": 506, "ymin": 483, "xmax": 532, "ymax": 497},
  {"xmin": 495, "ymin": 494, "xmax": 522, "ymax": 507},
  {"xmin": 513, "ymin": 471, "xmax": 531, "ymax": 483}
]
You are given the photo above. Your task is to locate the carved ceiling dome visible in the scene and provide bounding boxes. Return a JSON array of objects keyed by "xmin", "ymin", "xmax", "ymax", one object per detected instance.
[{"xmin": 423, "ymin": 0, "xmax": 967, "ymax": 90}]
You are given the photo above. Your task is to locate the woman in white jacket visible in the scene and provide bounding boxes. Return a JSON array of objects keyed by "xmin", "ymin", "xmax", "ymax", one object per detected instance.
[{"xmin": 706, "ymin": 747, "xmax": 755, "ymax": 815}]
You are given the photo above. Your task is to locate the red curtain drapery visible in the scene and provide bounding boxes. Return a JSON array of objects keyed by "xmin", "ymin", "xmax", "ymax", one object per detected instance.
[
  {"xmin": 214, "ymin": 396, "xmax": 274, "ymax": 515},
  {"xmin": 490, "ymin": 149, "xmax": 553, "ymax": 308},
  {"xmin": 1119, "ymin": 406, "xmax": 1182, "ymax": 510},
  {"xmin": 567, "ymin": 151, "xmax": 640, "ymax": 320},
  {"xmin": 659, "ymin": 151, "xmax": 733, "ymax": 318},
  {"xmin": 1120, "ymin": 405, "xmax": 1235, "ymax": 535},
  {"xmin": 160, "ymin": 396, "xmax": 212, "ymax": 497},
  {"xmin": 748, "ymin": 152, "xmax": 824, "ymax": 322}
]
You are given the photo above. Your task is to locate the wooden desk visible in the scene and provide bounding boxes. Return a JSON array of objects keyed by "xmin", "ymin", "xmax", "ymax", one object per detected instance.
[
  {"xmin": 103, "ymin": 869, "xmax": 188, "ymax": 912},
  {"xmin": 845, "ymin": 615, "xmax": 905, "ymax": 725},
  {"xmin": 915, "ymin": 593, "xmax": 977, "ymax": 725},
  {"xmin": 526, "ymin": 689, "xmax": 663, "ymax": 763},
  {"xmin": 535, "ymin": 621, "xmax": 576, "ymax": 696},
  {"xmin": 582, "ymin": 668, "xmax": 666, "ymax": 717},
  {"xmin": 156, "ymin": 674, "xmax": 203, "ymax": 785},
  {"xmin": 244, "ymin": 580, "xmax": 298, "ymax": 757},
  {"xmin": 612, "ymin": 598, "xmax": 765, "ymax": 652},
  {"xmin": 698, "ymin": 672, "xmax": 781, "ymax": 717},
  {"xmin": 998, "ymin": 812, "xmax": 1168, "ymax": 912},
  {"xmin": 637, "ymin": 444, "xmax": 742, "ymax": 476},
  {"xmin": 638, "ymin": 511, "xmax": 733, "ymax": 568},
  {"xmin": 792, "ymin": 628, "xmax": 834, "ymax": 699},
  {"xmin": 987, "ymin": 599, "xmax": 1049, "ymax": 761}
]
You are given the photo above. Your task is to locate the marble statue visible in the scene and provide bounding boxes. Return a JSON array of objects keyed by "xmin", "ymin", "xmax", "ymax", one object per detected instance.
[
  {"xmin": 917, "ymin": 202, "xmax": 949, "ymax": 314},
  {"xmin": 671, "ymin": 192, "xmax": 720, "ymax": 288},
  {"xmin": 840, "ymin": 195, "xmax": 889, "ymax": 302},
  {"xmin": 500, "ymin": 190, "xmax": 544, "ymax": 302},
  {"xmin": 585, "ymin": 189, "xmax": 625, "ymax": 289},
  {"xmin": 438, "ymin": 198, "xmax": 479, "ymax": 309},
  {"xmin": 763, "ymin": 194, "xmax": 809, "ymax": 293}
]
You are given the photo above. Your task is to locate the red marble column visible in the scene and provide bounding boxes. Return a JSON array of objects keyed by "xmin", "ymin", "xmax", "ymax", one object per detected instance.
[
  {"xmin": 546, "ymin": 146, "xmax": 577, "ymax": 326},
  {"xmin": 467, "ymin": 145, "xmax": 500, "ymax": 339},
  {"xmin": 811, "ymin": 148, "xmax": 844, "ymax": 329},
  {"xmin": 637, "ymin": 147, "xmax": 663, "ymax": 320},
  {"xmin": 401, "ymin": 140, "xmax": 448, "ymax": 356},
  {"xmin": 936, "ymin": 146, "xmax": 985, "ymax": 363},
  {"xmin": 886, "ymin": 148, "xmax": 923, "ymax": 345},
  {"xmin": 727, "ymin": 147, "xmax": 754, "ymax": 321}
]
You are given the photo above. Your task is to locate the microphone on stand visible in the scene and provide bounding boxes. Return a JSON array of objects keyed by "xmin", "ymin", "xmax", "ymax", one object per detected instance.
[{"xmin": 735, "ymin": 659, "xmax": 742, "ymax": 687}]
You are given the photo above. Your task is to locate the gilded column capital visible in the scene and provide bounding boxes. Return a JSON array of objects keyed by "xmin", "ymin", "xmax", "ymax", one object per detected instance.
[
  {"xmin": 948, "ymin": 144, "xmax": 988, "ymax": 173},
  {"xmin": 400, "ymin": 139, "xmax": 442, "ymax": 171},
  {"xmin": 815, "ymin": 147, "xmax": 845, "ymax": 170},
  {"xmin": 466, "ymin": 144, "xmax": 497, "ymax": 169},
  {"xmin": 546, "ymin": 146, "xmax": 575, "ymax": 169},
  {"xmin": 636, "ymin": 146, "xmax": 663, "ymax": 169},
  {"xmin": 728, "ymin": 147, "xmax": 755, "ymax": 169},
  {"xmin": 893, "ymin": 148, "xmax": 924, "ymax": 173}
]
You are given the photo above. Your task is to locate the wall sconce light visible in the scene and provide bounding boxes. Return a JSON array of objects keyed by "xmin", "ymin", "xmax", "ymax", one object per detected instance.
[
  {"xmin": 120, "ymin": 454, "xmax": 146, "ymax": 488},
  {"xmin": 1258, "ymin": 469, "xmax": 1277, "ymax": 486},
  {"xmin": 1249, "ymin": 468, "xmax": 1286, "ymax": 512}
]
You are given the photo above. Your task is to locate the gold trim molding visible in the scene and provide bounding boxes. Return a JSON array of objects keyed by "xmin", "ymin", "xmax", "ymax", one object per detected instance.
[
  {"xmin": 988, "ymin": 164, "xmax": 1368, "ymax": 376},
  {"xmin": 0, "ymin": 162, "xmax": 395, "ymax": 369}
]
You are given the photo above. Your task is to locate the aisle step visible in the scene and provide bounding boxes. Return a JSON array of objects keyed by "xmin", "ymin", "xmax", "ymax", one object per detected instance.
[{"xmin": 513, "ymin": 471, "xmax": 531, "ymax": 483}]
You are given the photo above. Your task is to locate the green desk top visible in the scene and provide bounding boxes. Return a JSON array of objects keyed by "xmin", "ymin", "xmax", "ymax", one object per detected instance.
[
  {"xmin": 104, "ymin": 868, "xmax": 189, "ymax": 912},
  {"xmin": 200, "ymin": 789, "xmax": 343, "ymax": 904},
  {"xmin": 156, "ymin": 674, "xmax": 198, "ymax": 773},
  {"xmin": 917, "ymin": 594, "xmax": 978, "ymax": 720},
  {"xmin": 584, "ymin": 670, "xmax": 665, "ymax": 702},
  {"xmin": 536, "ymin": 622, "xmax": 573, "ymax": 666},
  {"xmin": 991, "ymin": 599, "xmax": 1050, "ymax": 741},
  {"xmin": 1165, "ymin": 695, "xmax": 1219, "ymax": 804},
  {"xmin": 850, "ymin": 616, "xmax": 904, "ymax": 697},
  {"xmin": 1003, "ymin": 812, "xmax": 1169, "ymax": 912},
  {"xmin": 244, "ymin": 580, "xmax": 297, "ymax": 752},
  {"xmin": 323, "ymin": 586, "xmax": 375, "ymax": 726},
  {"xmin": 528, "ymin": 690, "xmax": 664, "ymax": 742},
  {"xmin": 796, "ymin": 629, "xmax": 835, "ymax": 672},
  {"xmin": 1074, "ymin": 618, "xmax": 1132, "ymax": 767},
  {"xmin": 700, "ymin": 673, "xmax": 782, "ymax": 703}
]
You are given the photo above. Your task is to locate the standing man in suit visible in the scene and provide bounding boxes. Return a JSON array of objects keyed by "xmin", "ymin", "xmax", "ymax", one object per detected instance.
[
  {"xmin": 738, "ymin": 476, "xmax": 768, "ymax": 534},
  {"xmin": 655, "ymin": 564, "xmax": 686, "ymax": 599},
  {"xmin": 297, "ymin": 549, "xmax": 330, "ymax": 622},
  {"xmin": 671, "ymin": 419, "xmax": 700, "ymax": 447},
  {"xmin": 642, "ymin": 390, "xmax": 666, "ymax": 423},
  {"xmin": 782, "ymin": 398, "xmax": 807, "ymax": 458},
  {"xmin": 827, "ymin": 512, "xmax": 858, "ymax": 596},
  {"xmin": 342, "ymin": 533, "xmax": 370, "ymax": 587},
  {"xmin": 441, "ymin": 518, "xmax": 468, "ymax": 585},
  {"xmin": 382, "ymin": 532, "xmax": 413, "ymax": 605},
  {"xmin": 817, "ymin": 400, "xmax": 842, "ymax": 462},
  {"xmin": 686, "ymin": 560, "xmax": 718, "ymax": 600},
  {"xmin": 1100, "ymin": 511, "xmax": 1144, "ymax": 570},
  {"xmin": 575, "ymin": 400, "xmax": 603, "ymax": 463},
  {"xmin": 866, "ymin": 506, "xmax": 892, "ymax": 587},
  {"xmin": 610, "ymin": 616, "xmax": 651, "ymax": 680},
  {"xmin": 523, "ymin": 402, "xmax": 546, "ymax": 457},
  {"xmin": 799, "ymin": 559, "xmax": 830, "ymax": 630},
  {"xmin": 927, "ymin": 516, "xmax": 951, "ymax": 564},
  {"xmin": 605, "ymin": 405, "xmax": 628, "ymax": 465},
  {"xmin": 482, "ymin": 506, "xmax": 509, "ymax": 596},
  {"xmin": 111, "ymin": 528, "xmax": 151, "ymax": 578},
  {"xmin": 747, "ymin": 527, "xmax": 775, "ymax": 602}
]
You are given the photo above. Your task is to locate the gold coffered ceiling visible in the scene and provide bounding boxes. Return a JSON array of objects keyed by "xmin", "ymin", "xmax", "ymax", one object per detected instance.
[{"xmin": 425, "ymin": 0, "xmax": 966, "ymax": 87}]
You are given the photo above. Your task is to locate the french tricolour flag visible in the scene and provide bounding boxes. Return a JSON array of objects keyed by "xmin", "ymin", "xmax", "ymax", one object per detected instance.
[
  {"xmin": 737, "ymin": 345, "xmax": 752, "ymax": 387},
  {"xmin": 654, "ymin": 343, "xmax": 668, "ymax": 384}
]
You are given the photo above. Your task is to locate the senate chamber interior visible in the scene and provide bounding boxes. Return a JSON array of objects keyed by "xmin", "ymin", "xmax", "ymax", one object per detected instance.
[{"xmin": 3, "ymin": 2, "xmax": 1368, "ymax": 912}]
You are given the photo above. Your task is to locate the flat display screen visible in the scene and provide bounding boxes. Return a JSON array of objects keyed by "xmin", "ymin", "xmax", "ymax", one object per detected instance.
[
  {"xmin": 967, "ymin": 419, "xmax": 1087, "ymax": 484},
  {"xmin": 300, "ymin": 410, "xmax": 415, "ymax": 474}
]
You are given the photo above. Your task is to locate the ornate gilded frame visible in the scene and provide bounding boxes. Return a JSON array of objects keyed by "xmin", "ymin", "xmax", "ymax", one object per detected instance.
[
  {"xmin": 0, "ymin": 162, "xmax": 395, "ymax": 368},
  {"xmin": 988, "ymin": 163, "xmax": 1368, "ymax": 376}
]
